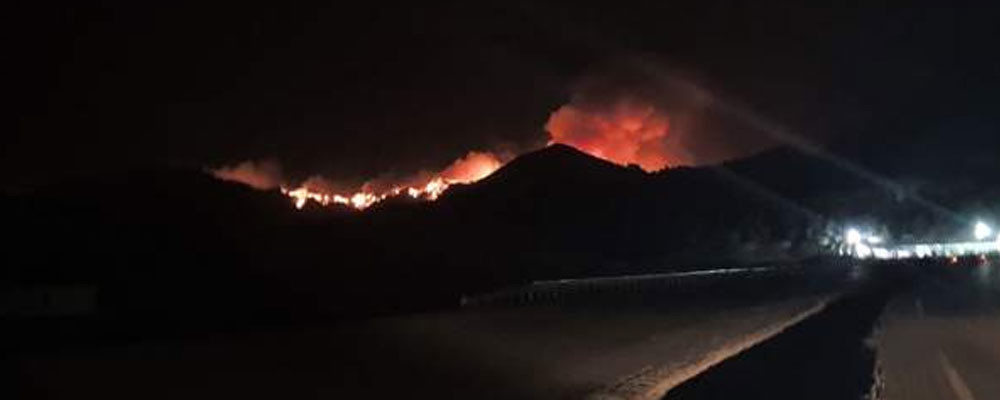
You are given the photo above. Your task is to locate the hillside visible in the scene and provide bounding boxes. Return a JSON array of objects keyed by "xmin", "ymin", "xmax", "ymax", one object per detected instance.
[{"xmin": 3, "ymin": 139, "xmax": 998, "ymax": 339}]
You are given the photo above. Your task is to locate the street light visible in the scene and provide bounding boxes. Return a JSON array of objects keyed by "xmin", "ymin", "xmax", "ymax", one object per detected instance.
[
  {"xmin": 846, "ymin": 228, "xmax": 862, "ymax": 245},
  {"xmin": 855, "ymin": 243, "xmax": 873, "ymax": 259},
  {"xmin": 974, "ymin": 221, "xmax": 992, "ymax": 241}
]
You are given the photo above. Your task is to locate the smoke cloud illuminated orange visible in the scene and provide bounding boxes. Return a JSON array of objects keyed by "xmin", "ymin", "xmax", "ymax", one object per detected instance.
[
  {"xmin": 545, "ymin": 98, "xmax": 674, "ymax": 171},
  {"xmin": 211, "ymin": 160, "xmax": 283, "ymax": 190},
  {"xmin": 438, "ymin": 151, "xmax": 503, "ymax": 184},
  {"xmin": 212, "ymin": 98, "xmax": 681, "ymax": 211},
  {"xmin": 213, "ymin": 88, "xmax": 691, "ymax": 210}
]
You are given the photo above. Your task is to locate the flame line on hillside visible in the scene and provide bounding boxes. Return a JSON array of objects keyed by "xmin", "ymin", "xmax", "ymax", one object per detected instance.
[
  {"xmin": 279, "ymin": 176, "xmax": 451, "ymax": 210},
  {"xmin": 276, "ymin": 150, "xmax": 503, "ymax": 210}
]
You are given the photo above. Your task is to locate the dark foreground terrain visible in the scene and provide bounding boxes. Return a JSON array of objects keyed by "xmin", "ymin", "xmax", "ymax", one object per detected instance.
[
  {"xmin": 10, "ymin": 260, "xmax": 858, "ymax": 399},
  {"xmin": 9, "ymin": 257, "xmax": 998, "ymax": 399}
]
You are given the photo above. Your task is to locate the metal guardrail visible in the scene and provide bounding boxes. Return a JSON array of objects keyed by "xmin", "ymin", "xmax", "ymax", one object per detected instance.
[{"xmin": 459, "ymin": 265, "xmax": 795, "ymax": 308}]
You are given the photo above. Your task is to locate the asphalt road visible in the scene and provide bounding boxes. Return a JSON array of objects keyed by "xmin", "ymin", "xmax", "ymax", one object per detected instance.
[
  {"xmin": 658, "ymin": 257, "xmax": 1000, "ymax": 400},
  {"xmin": 661, "ymin": 263, "xmax": 901, "ymax": 400},
  {"xmin": 876, "ymin": 259, "xmax": 1000, "ymax": 400},
  {"xmin": 12, "ymin": 263, "xmax": 860, "ymax": 400}
]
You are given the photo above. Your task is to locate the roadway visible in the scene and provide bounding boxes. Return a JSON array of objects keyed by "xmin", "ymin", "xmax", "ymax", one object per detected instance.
[
  {"xmin": 876, "ymin": 258, "xmax": 1000, "ymax": 400},
  {"xmin": 14, "ymin": 263, "xmax": 859, "ymax": 400},
  {"xmin": 659, "ymin": 257, "xmax": 1000, "ymax": 400}
]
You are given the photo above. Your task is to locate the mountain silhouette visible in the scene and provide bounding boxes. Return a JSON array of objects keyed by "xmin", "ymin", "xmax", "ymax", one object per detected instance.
[{"xmin": 4, "ymin": 138, "xmax": 997, "ymax": 346}]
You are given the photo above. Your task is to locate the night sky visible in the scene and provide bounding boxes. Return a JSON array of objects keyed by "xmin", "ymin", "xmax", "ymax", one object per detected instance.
[{"xmin": 6, "ymin": 1, "xmax": 1000, "ymax": 188}]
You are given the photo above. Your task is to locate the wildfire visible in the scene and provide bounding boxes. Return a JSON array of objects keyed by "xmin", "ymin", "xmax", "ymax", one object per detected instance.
[
  {"xmin": 546, "ymin": 98, "xmax": 674, "ymax": 171},
  {"xmin": 212, "ymin": 94, "xmax": 686, "ymax": 212},
  {"xmin": 274, "ymin": 151, "xmax": 502, "ymax": 210}
]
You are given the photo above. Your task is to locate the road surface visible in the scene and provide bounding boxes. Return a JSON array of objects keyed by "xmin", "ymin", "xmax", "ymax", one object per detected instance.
[
  {"xmin": 657, "ymin": 258, "xmax": 999, "ymax": 400},
  {"xmin": 13, "ymin": 264, "xmax": 859, "ymax": 400},
  {"xmin": 876, "ymin": 259, "xmax": 1000, "ymax": 400}
]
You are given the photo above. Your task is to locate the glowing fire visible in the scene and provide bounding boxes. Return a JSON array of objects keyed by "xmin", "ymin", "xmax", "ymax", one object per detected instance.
[
  {"xmin": 212, "ymin": 96, "xmax": 684, "ymax": 211},
  {"xmin": 277, "ymin": 151, "xmax": 502, "ymax": 210},
  {"xmin": 545, "ymin": 98, "xmax": 675, "ymax": 171}
]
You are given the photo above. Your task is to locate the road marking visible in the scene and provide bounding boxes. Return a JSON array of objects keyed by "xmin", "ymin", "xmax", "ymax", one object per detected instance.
[{"xmin": 938, "ymin": 351, "xmax": 975, "ymax": 400}]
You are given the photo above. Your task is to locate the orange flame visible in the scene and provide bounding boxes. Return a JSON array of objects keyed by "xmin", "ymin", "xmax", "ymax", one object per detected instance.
[
  {"xmin": 278, "ymin": 151, "xmax": 502, "ymax": 210},
  {"xmin": 214, "ymin": 98, "xmax": 683, "ymax": 211}
]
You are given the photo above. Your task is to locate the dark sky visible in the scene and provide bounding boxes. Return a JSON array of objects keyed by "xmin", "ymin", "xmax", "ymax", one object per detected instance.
[{"xmin": 6, "ymin": 1, "xmax": 1000, "ymax": 187}]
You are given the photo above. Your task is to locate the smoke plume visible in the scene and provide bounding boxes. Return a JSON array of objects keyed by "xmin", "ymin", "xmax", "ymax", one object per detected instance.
[
  {"xmin": 210, "ymin": 160, "xmax": 283, "ymax": 190},
  {"xmin": 546, "ymin": 98, "xmax": 676, "ymax": 171},
  {"xmin": 210, "ymin": 65, "xmax": 774, "ymax": 209},
  {"xmin": 439, "ymin": 151, "xmax": 503, "ymax": 183},
  {"xmin": 544, "ymin": 65, "xmax": 730, "ymax": 170}
]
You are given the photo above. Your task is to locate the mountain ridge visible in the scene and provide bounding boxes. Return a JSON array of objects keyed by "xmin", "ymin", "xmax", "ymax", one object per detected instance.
[{"xmin": 4, "ymin": 137, "xmax": 998, "ymax": 331}]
